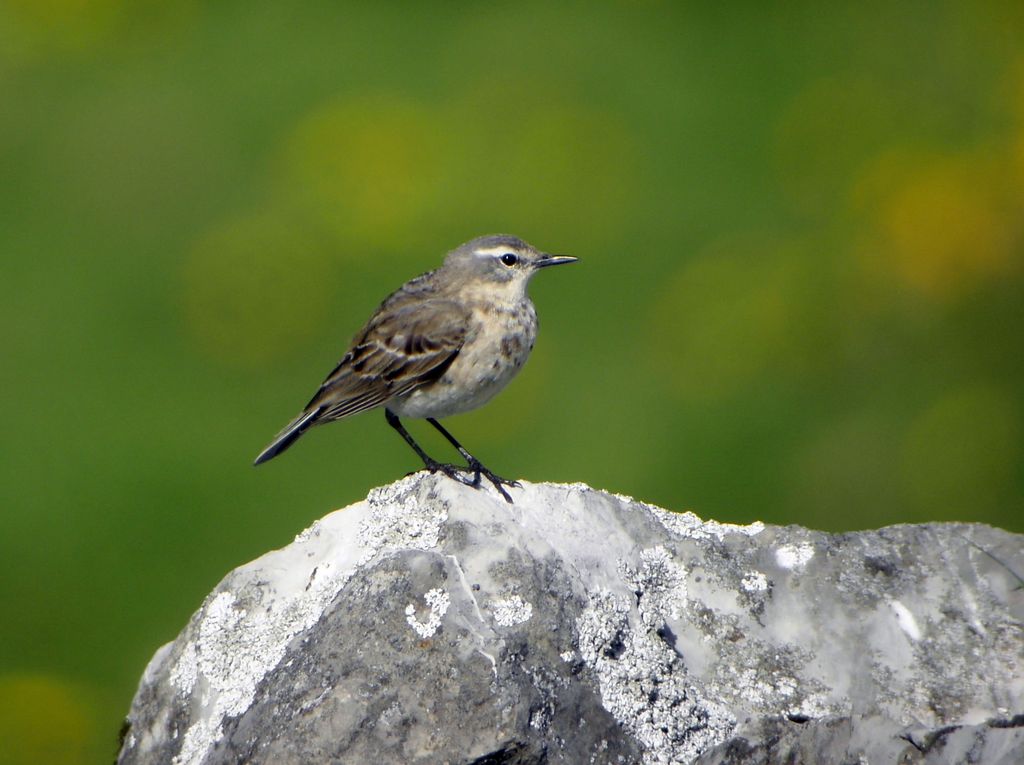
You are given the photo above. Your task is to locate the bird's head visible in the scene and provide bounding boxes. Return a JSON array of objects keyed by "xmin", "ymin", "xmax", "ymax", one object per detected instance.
[{"xmin": 443, "ymin": 234, "xmax": 577, "ymax": 298}]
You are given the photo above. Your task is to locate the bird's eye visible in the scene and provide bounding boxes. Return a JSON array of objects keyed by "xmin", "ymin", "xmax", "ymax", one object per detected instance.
[{"xmin": 499, "ymin": 252, "xmax": 518, "ymax": 267}]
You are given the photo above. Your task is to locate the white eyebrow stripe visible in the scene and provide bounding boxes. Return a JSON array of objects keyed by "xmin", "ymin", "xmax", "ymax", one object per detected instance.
[{"xmin": 474, "ymin": 246, "xmax": 517, "ymax": 257}]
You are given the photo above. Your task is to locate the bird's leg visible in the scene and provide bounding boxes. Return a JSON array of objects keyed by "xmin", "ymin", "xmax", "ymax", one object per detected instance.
[
  {"xmin": 426, "ymin": 418, "xmax": 520, "ymax": 503},
  {"xmin": 384, "ymin": 410, "xmax": 476, "ymax": 487}
]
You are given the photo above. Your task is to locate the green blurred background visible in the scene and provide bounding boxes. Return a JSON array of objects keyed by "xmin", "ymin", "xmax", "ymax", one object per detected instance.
[{"xmin": 2, "ymin": 1, "xmax": 1023, "ymax": 761}]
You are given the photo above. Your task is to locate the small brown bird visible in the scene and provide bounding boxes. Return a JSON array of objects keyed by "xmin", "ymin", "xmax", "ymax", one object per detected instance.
[{"xmin": 254, "ymin": 234, "xmax": 577, "ymax": 502}]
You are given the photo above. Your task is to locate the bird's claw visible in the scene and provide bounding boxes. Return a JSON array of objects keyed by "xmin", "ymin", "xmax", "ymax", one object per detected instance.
[
  {"xmin": 467, "ymin": 459, "xmax": 519, "ymax": 504},
  {"xmin": 421, "ymin": 459, "xmax": 519, "ymax": 503},
  {"xmin": 423, "ymin": 460, "xmax": 475, "ymax": 486}
]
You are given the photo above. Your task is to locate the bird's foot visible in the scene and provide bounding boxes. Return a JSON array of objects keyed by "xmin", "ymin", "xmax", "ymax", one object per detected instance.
[
  {"xmin": 421, "ymin": 460, "xmax": 477, "ymax": 488},
  {"xmin": 419, "ymin": 458, "xmax": 519, "ymax": 503},
  {"xmin": 466, "ymin": 458, "xmax": 520, "ymax": 504}
]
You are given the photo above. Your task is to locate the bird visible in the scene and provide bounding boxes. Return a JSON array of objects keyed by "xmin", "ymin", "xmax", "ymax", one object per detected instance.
[{"xmin": 254, "ymin": 234, "xmax": 577, "ymax": 502}]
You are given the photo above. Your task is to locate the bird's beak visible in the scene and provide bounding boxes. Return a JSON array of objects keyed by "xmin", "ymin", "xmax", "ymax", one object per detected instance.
[{"xmin": 534, "ymin": 254, "xmax": 578, "ymax": 269}]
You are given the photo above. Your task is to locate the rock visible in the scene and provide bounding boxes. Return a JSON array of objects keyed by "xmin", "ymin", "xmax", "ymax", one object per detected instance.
[{"xmin": 117, "ymin": 475, "xmax": 1024, "ymax": 765}]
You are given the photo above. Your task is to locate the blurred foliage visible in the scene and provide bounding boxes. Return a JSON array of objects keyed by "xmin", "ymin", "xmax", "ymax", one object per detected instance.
[{"xmin": 1, "ymin": 1, "xmax": 1023, "ymax": 761}]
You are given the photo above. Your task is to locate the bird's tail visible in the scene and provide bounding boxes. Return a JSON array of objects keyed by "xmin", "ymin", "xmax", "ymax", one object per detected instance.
[{"xmin": 253, "ymin": 407, "xmax": 322, "ymax": 466}]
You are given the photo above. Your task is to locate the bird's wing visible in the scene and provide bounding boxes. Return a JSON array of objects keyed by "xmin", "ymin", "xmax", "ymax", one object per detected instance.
[{"xmin": 307, "ymin": 298, "xmax": 471, "ymax": 421}]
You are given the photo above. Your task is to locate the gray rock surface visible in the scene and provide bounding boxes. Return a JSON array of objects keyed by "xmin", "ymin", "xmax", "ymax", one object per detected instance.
[{"xmin": 118, "ymin": 475, "xmax": 1024, "ymax": 765}]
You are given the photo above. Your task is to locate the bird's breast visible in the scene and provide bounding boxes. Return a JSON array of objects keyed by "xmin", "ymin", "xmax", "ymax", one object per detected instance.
[
  {"xmin": 389, "ymin": 300, "xmax": 538, "ymax": 419},
  {"xmin": 464, "ymin": 299, "xmax": 538, "ymax": 376}
]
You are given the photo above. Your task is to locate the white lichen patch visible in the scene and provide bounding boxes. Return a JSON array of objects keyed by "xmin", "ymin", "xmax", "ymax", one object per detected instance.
[
  {"xmin": 728, "ymin": 663, "xmax": 830, "ymax": 718},
  {"xmin": 576, "ymin": 588, "xmax": 736, "ymax": 764},
  {"xmin": 405, "ymin": 588, "xmax": 450, "ymax": 639},
  {"xmin": 171, "ymin": 560, "xmax": 356, "ymax": 765},
  {"xmin": 889, "ymin": 599, "xmax": 922, "ymax": 641},
  {"xmin": 741, "ymin": 571, "xmax": 769, "ymax": 592},
  {"xmin": 491, "ymin": 594, "xmax": 534, "ymax": 626},
  {"xmin": 358, "ymin": 478, "xmax": 447, "ymax": 566},
  {"xmin": 169, "ymin": 641, "xmax": 198, "ymax": 692},
  {"xmin": 703, "ymin": 632, "xmax": 836, "ymax": 722},
  {"xmin": 560, "ymin": 650, "xmax": 576, "ymax": 663},
  {"xmin": 775, "ymin": 543, "xmax": 815, "ymax": 570},
  {"xmin": 652, "ymin": 508, "xmax": 765, "ymax": 541},
  {"xmin": 619, "ymin": 546, "xmax": 689, "ymax": 624}
]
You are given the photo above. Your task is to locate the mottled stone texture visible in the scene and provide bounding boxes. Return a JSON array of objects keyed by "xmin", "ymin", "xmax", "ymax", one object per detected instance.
[{"xmin": 118, "ymin": 475, "xmax": 1024, "ymax": 765}]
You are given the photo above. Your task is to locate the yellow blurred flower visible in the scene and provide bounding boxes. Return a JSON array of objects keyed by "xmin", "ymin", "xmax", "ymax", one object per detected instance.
[
  {"xmin": 852, "ymin": 150, "xmax": 1021, "ymax": 302},
  {"xmin": 279, "ymin": 95, "xmax": 446, "ymax": 251},
  {"xmin": 0, "ymin": 674, "xmax": 93, "ymax": 765}
]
